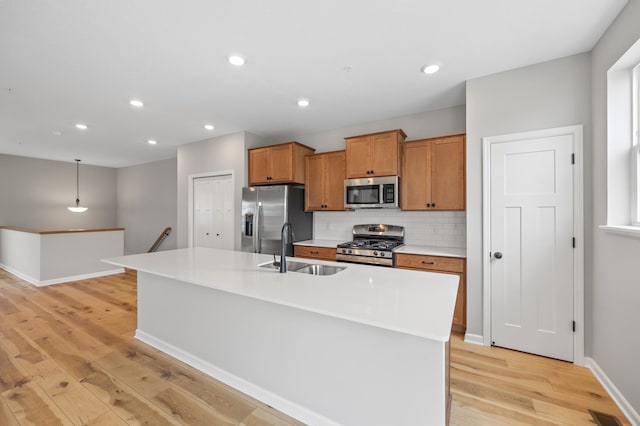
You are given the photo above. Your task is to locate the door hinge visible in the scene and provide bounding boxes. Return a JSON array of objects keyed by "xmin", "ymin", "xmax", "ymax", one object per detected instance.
[
  {"xmin": 572, "ymin": 321, "xmax": 576, "ymax": 332},
  {"xmin": 571, "ymin": 153, "xmax": 575, "ymax": 164},
  {"xmin": 572, "ymin": 237, "xmax": 576, "ymax": 248}
]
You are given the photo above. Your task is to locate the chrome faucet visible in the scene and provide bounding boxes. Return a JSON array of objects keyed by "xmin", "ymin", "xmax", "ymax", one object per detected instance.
[{"xmin": 280, "ymin": 222, "xmax": 295, "ymax": 273}]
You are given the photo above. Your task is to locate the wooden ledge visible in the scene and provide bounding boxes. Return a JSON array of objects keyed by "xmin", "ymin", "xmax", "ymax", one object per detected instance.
[{"xmin": 0, "ymin": 226, "xmax": 125, "ymax": 235}]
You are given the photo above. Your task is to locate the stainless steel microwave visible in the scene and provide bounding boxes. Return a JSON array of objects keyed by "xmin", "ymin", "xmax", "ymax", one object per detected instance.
[{"xmin": 344, "ymin": 176, "xmax": 399, "ymax": 209}]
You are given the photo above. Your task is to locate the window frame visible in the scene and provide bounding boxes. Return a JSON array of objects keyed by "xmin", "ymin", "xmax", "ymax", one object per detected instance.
[{"xmin": 632, "ymin": 63, "xmax": 640, "ymax": 226}]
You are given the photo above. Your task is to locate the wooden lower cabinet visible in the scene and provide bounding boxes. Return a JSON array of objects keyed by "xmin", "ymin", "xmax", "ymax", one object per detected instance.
[
  {"xmin": 294, "ymin": 245, "xmax": 337, "ymax": 261},
  {"xmin": 395, "ymin": 253, "xmax": 466, "ymax": 332}
]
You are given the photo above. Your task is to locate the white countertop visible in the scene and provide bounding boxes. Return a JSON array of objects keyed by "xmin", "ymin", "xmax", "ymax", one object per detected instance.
[
  {"xmin": 104, "ymin": 247, "xmax": 458, "ymax": 342},
  {"xmin": 293, "ymin": 239, "xmax": 344, "ymax": 247},
  {"xmin": 395, "ymin": 245, "xmax": 466, "ymax": 258},
  {"xmin": 295, "ymin": 239, "xmax": 466, "ymax": 258}
]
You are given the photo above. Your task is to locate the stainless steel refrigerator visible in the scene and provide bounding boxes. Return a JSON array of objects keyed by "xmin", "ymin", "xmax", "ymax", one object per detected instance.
[{"xmin": 241, "ymin": 185, "xmax": 313, "ymax": 256}]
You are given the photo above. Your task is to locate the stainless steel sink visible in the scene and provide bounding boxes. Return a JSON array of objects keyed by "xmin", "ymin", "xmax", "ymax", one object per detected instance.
[
  {"xmin": 293, "ymin": 264, "xmax": 346, "ymax": 276},
  {"xmin": 259, "ymin": 260, "xmax": 309, "ymax": 271},
  {"xmin": 259, "ymin": 261, "xmax": 345, "ymax": 276}
]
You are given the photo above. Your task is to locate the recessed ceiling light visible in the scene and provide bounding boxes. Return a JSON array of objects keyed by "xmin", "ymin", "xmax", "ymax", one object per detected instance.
[
  {"xmin": 228, "ymin": 55, "xmax": 245, "ymax": 66},
  {"xmin": 421, "ymin": 64, "xmax": 440, "ymax": 75},
  {"xmin": 204, "ymin": 124, "xmax": 215, "ymax": 130},
  {"xmin": 147, "ymin": 140, "xmax": 157, "ymax": 145},
  {"xmin": 75, "ymin": 123, "xmax": 88, "ymax": 130},
  {"xmin": 130, "ymin": 99, "xmax": 144, "ymax": 108},
  {"xmin": 297, "ymin": 99, "xmax": 310, "ymax": 107}
]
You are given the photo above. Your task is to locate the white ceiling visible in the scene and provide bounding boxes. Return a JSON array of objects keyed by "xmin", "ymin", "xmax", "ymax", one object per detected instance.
[{"xmin": 0, "ymin": 0, "xmax": 628, "ymax": 168}]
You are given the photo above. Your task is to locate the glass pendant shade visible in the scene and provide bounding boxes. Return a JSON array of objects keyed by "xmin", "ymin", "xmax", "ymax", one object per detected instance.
[{"xmin": 68, "ymin": 159, "xmax": 88, "ymax": 213}]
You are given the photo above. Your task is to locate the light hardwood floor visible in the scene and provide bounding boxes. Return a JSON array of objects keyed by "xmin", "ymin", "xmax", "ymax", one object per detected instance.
[{"xmin": 0, "ymin": 269, "xmax": 630, "ymax": 425}]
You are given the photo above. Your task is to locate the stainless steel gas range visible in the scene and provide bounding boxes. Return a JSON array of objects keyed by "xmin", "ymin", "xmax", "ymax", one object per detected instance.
[{"xmin": 336, "ymin": 224, "xmax": 404, "ymax": 267}]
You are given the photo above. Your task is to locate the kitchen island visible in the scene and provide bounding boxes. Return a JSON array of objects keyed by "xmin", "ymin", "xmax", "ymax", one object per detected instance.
[{"xmin": 104, "ymin": 247, "xmax": 458, "ymax": 425}]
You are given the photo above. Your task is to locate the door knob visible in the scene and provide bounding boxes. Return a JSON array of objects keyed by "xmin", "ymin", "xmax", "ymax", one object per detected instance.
[{"xmin": 494, "ymin": 252, "xmax": 503, "ymax": 259}]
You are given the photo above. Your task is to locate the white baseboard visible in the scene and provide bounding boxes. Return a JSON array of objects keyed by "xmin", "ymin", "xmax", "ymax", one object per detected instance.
[
  {"xmin": 585, "ymin": 357, "xmax": 640, "ymax": 426},
  {"xmin": 135, "ymin": 329, "xmax": 338, "ymax": 426},
  {"xmin": 0, "ymin": 263, "xmax": 40, "ymax": 285},
  {"xmin": 0, "ymin": 264, "xmax": 125, "ymax": 286},
  {"xmin": 463, "ymin": 333, "xmax": 485, "ymax": 345}
]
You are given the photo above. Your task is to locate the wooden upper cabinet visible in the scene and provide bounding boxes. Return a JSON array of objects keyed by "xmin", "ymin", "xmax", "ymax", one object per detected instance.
[
  {"xmin": 248, "ymin": 142, "xmax": 315, "ymax": 186},
  {"xmin": 248, "ymin": 147, "xmax": 271, "ymax": 185},
  {"xmin": 305, "ymin": 150, "xmax": 346, "ymax": 211},
  {"xmin": 345, "ymin": 129, "xmax": 406, "ymax": 178},
  {"xmin": 402, "ymin": 140, "xmax": 432, "ymax": 210},
  {"xmin": 305, "ymin": 154, "xmax": 325, "ymax": 210},
  {"xmin": 401, "ymin": 134, "xmax": 466, "ymax": 211}
]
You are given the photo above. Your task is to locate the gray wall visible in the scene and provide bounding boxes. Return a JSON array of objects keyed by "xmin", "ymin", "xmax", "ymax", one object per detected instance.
[
  {"xmin": 590, "ymin": 0, "xmax": 640, "ymax": 413},
  {"xmin": 0, "ymin": 154, "xmax": 117, "ymax": 229},
  {"xmin": 117, "ymin": 158, "xmax": 177, "ymax": 255},
  {"xmin": 465, "ymin": 53, "xmax": 592, "ymax": 338},
  {"xmin": 283, "ymin": 105, "xmax": 466, "ymax": 152},
  {"xmin": 176, "ymin": 131, "xmax": 265, "ymax": 249}
]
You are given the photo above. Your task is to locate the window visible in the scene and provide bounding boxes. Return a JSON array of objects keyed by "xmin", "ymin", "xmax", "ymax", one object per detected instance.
[{"xmin": 601, "ymin": 38, "xmax": 640, "ymax": 236}]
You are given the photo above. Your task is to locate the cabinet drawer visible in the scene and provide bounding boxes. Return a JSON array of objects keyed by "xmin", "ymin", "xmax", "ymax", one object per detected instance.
[
  {"xmin": 294, "ymin": 245, "xmax": 337, "ymax": 261},
  {"xmin": 394, "ymin": 253, "xmax": 464, "ymax": 273}
]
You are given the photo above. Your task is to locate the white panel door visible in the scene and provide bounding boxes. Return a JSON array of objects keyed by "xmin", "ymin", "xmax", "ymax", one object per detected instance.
[
  {"xmin": 193, "ymin": 175, "xmax": 234, "ymax": 250},
  {"xmin": 490, "ymin": 134, "xmax": 574, "ymax": 361}
]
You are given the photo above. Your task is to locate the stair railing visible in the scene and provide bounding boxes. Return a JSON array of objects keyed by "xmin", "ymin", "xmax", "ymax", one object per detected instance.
[{"xmin": 148, "ymin": 227, "xmax": 172, "ymax": 253}]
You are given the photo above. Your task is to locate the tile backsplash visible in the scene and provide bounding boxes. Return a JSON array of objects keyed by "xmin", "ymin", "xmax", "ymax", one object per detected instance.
[{"xmin": 313, "ymin": 210, "xmax": 466, "ymax": 248}]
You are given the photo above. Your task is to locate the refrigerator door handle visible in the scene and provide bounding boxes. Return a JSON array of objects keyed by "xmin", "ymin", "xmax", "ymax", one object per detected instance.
[{"xmin": 255, "ymin": 203, "xmax": 261, "ymax": 253}]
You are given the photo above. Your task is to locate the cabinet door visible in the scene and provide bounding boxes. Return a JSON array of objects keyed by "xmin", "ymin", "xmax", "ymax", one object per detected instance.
[
  {"xmin": 345, "ymin": 136, "xmax": 371, "ymax": 178},
  {"xmin": 401, "ymin": 140, "xmax": 431, "ymax": 210},
  {"xmin": 431, "ymin": 136, "xmax": 465, "ymax": 210},
  {"xmin": 305, "ymin": 154, "xmax": 326, "ymax": 211},
  {"xmin": 269, "ymin": 144, "xmax": 293, "ymax": 183},
  {"xmin": 452, "ymin": 275, "xmax": 466, "ymax": 332},
  {"xmin": 294, "ymin": 245, "xmax": 337, "ymax": 261},
  {"xmin": 324, "ymin": 151, "xmax": 346, "ymax": 210},
  {"xmin": 370, "ymin": 132, "xmax": 398, "ymax": 176},
  {"xmin": 248, "ymin": 147, "xmax": 271, "ymax": 185}
]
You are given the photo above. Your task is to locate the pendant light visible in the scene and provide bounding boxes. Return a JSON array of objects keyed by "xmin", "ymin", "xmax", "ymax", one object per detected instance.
[{"xmin": 68, "ymin": 159, "xmax": 88, "ymax": 213}]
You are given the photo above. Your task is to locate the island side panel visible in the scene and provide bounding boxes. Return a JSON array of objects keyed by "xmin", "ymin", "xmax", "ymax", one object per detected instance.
[
  {"xmin": 136, "ymin": 271, "xmax": 449, "ymax": 426},
  {"xmin": 0, "ymin": 228, "xmax": 42, "ymax": 283}
]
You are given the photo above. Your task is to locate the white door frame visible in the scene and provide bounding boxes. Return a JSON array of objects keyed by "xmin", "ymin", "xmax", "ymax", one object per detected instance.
[
  {"xmin": 188, "ymin": 170, "xmax": 235, "ymax": 249},
  {"xmin": 482, "ymin": 125, "xmax": 584, "ymax": 365}
]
